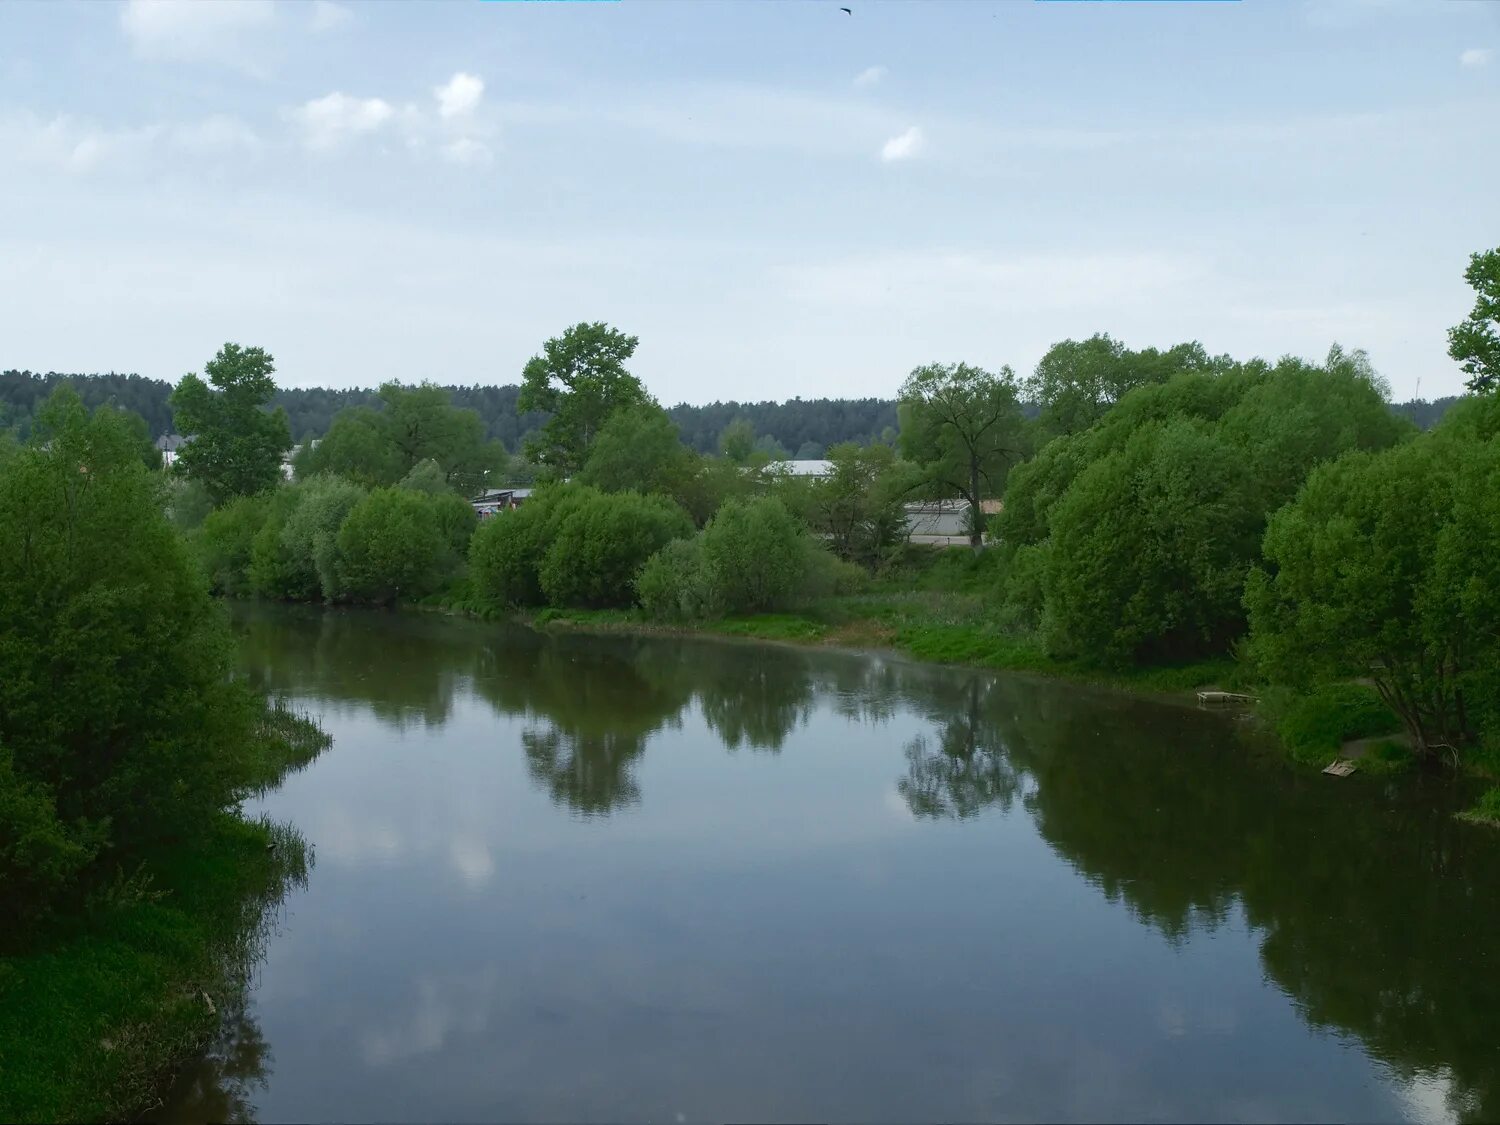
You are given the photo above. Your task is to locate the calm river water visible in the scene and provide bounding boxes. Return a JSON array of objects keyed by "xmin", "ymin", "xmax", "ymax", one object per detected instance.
[{"xmin": 156, "ymin": 604, "xmax": 1499, "ymax": 1124}]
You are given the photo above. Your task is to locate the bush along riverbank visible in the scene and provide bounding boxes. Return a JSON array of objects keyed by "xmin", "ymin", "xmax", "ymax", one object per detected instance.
[
  {"xmin": 0, "ymin": 390, "xmax": 331, "ymax": 1122},
  {"xmin": 163, "ymin": 294, "xmax": 1500, "ymax": 822}
]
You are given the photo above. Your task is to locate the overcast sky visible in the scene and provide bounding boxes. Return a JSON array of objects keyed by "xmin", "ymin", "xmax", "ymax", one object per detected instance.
[{"xmin": 1, "ymin": 0, "xmax": 1496, "ymax": 404}]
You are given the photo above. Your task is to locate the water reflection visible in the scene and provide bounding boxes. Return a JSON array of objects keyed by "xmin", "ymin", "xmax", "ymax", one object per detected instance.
[
  {"xmin": 203, "ymin": 604, "xmax": 1500, "ymax": 1124},
  {"xmin": 898, "ymin": 674, "xmax": 1023, "ymax": 818},
  {"xmin": 150, "ymin": 995, "xmax": 270, "ymax": 1124}
]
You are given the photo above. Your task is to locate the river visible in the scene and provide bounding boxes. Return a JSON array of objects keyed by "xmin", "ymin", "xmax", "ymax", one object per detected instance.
[{"xmin": 156, "ymin": 604, "xmax": 1500, "ymax": 1123}]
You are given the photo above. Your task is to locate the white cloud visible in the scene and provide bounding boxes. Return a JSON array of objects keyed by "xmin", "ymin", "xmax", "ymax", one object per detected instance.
[
  {"xmin": 853, "ymin": 65, "xmax": 887, "ymax": 88},
  {"xmin": 309, "ymin": 0, "xmax": 353, "ymax": 33},
  {"xmin": 880, "ymin": 125, "xmax": 923, "ymax": 162},
  {"xmin": 169, "ymin": 115, "xmax": 262, "ymax": 154},
  {"xmin": 1460, "ymin": 48, "xmax": 1492, "ymax": 68},
  {"xmin": 291, "ymin": 92, "xmax": 398, "ymax": 150},
  {"xmin": 120, "ymin": 0, "xmax": 274, "ymax": 64},
  {"xmin": 1, "ymin": 111, "xmax": 264, "ymax": 171},
  {"xmin": 442, "ymin": 137, "xmax": 492, "ymax": 166},
  {"xmin": 435, "ymin": 72, "xmax": 485, "ymax": 119}
]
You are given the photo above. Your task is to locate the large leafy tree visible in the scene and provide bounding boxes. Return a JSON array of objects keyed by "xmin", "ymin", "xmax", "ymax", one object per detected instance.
[
  {"xmin": 376, "ymin": 381, "xmax": 503, "ymax": 494},
  {"xmin": 803, "ymin": 441, "xmax": 916, "ymax": 567},
  {"xmin": 897, "ymin": 362, "xmax": 1026, "ymax": 550},
  {"xmin": 717, "ymin": 418, "xmax": 756, "ymax": 464},
  {"xmin": 518, "ymin": 322, "xmax": 651, "ymax": 474},
  {"xmin": 1448, "ymin": 247, "xmax": 1500, "ymax": 394},
  {"xmin": 1246, "ymin": 429, "xmax": 1500, "ymax": 759},
  {"xmin": 1026, "ymin": 335, "xmax": 1218, "ymax": 440},
  {"xmin": 0, "ymin": 389, "xmax": 263, "ymax": 923},
  {"xmin": 298, "ymin": 383, "xmax": 503, "ymax": 495},
  {"xmin": 1047, "ymin": 419, "xmax": 1261, "ymax": 665},
  {"xmin": 578, "ymin": 403, "xmax": 699, "ymax": 502},
  {"xmin": 169, "ymin": 343, "xmax": 292, "ymax": 503}
]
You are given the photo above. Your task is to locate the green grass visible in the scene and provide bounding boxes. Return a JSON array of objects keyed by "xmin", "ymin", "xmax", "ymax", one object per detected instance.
[
  {"xmin": 1259, "ymin": 682, "xmax": 1403, "ymax": 767},
  {"xmin": 1460, "ymin": 786, "xmax": 1500, "ymax": 827},
  {"xmin": 0, "ymin": 815, "xmax": 309, "ymax": 1123},
  {"xmin": 527, "ymin": 587, "xmax": 1234, "ymax": 697},
  {"xmin": 0, "ymin": 701, "xmax": 326, "ymax": 1122}
]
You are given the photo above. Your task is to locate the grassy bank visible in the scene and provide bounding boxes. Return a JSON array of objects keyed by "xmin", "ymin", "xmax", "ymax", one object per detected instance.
[
  {"xmin": 512, "ymin": 585, "xmax": 1243, "ymax": 699},
  {"xmin": 0, "ymin": 702, "xmax": 327, "ymax": 1123}
]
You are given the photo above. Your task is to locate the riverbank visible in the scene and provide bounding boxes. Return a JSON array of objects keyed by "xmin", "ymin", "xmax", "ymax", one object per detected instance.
[
  {"xmin": 430, "ymin": 571, "xmax": 1438, "ymax": 782},
  {"xmin": 0, "ymin": 704, "xmax": 327, "ymax": 1123}
]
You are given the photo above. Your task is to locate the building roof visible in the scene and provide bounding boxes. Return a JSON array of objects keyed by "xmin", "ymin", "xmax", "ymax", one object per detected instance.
[{"xmin": 766, "ymin": 459, "xmax": 834, "ymax": 478}]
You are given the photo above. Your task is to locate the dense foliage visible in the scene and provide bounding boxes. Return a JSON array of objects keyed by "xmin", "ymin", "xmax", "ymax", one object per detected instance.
[
  {"xmin": 996, "ymin": 347, "xmax": 1412, "ymax": 665},
  {"xmin": 518, "ymin": 322, "xmax": 653, "ymax": 475},
  {"xmin": 636, "ymin": 497, "xmax": 857, "ymax": 621},
  {"xmin": 293, "ymin": 381, "xmax": 505, "ymax": 495},
  {"xmin": 1246, "ymin": 397, "xmax": 1500, "ymax": 759},
  {"xmin": 467, "ymin": 484, "xmax": 691, "ymax": 610},
  {"xmin": 1449, "ymin": 248, "xmax": 1500, "ymax": 394},
  {"xmin": 334, "ymin": 486, "xmax": 476, "ymax": 605},
  {"xmin": 898, "ymin": 362, "xmax": 1028, "ymax": 549},
  {"xmin": 0, "ymin": 389, "xmax": 301, "ymax": 929},
  {"xmin": 169, "ymin": 344, "xmax": 292, "ymax": 503}
]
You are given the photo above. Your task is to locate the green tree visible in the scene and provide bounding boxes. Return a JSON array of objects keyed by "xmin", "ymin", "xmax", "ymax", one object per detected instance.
[
  {"xmin": 334, "ymin": 488, "xmax": 458, "ymax": 605},
  {"xmin": 299, "ymin": 385, "xmax": 503, "ymax": 495},
  {"xmin": 717, "ymin": 417, "xmax": 756, "ymax": 464},
  {"xmin": 248, "ymin": 485, "xmax": 309, "ymax": 601},
  {"xmin": 1046, "ymin": 419, "xmax": 1260, "ymax": 665},
  {"xmin": 805, "ymin": 442, "xmax": 915, "ymax": 567},
  {"xmin": 195, "ymin": 493, "xmax": 273, "ymax": 597},
  {"xmin": 1246, "ymin": 433, "xmax": 1500, "ymax": 759},
  {"xmin": 169, "ymin": 344, "xmax": 292, "ymax": 503},
  {"xmin": 578, "ymin": 403, "xmax": 699, "ymax": 505},
  {"xmin": 1026, "ymin": 336, "xmax": 1219, "ymax": 440},
  {"xmin": 699, "ymin": 496, "xmax": 809, "ymax": 614},
  {"xmin": 1216, "ymin": 346, "xmax": 1411, "ymax": 512},
  {"xmin": 468, "ymin": 486, "xmax": 594, "ymax": 607},
  {"xmin": 377, "ymin": 381, "xmax": 504, "ymax": 494},
  {"xmin": 271, "ymin": 474, "xmax": 367, "ymax": 601},
  {"xmin": 518, "ymin": 322, "xmax": 651, "ymax": 474},
  {"xmin": 635, "ymin": 537, "xmax": 714, "ymax": 621},
  {"xmin": 538, "ymin": 490, "xmax": 694, "ymax": 609},
  {"xmin": 898, "ymin": 362, "xmax": 1027, "ymax": 551},
  {"xmin": 1448, "ymin": 247, "xmax": 1500, "ymax": 394},
  {"xmin": 0, "ymin": 389, "xmax": 263, "ymax": 922},
  {"xmin": 298, "ymin": 407, "xmax": 402, "ymax": 488}
]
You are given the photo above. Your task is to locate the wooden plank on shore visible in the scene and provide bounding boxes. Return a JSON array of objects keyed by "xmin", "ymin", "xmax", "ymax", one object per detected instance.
[
  {"xmin": 1196, "ymin": 690, "xmax": 1256, "ymax": 705},
  {"xmin": 1323, "ymin": 759, "xmax": 1358, "ymax": 777}
]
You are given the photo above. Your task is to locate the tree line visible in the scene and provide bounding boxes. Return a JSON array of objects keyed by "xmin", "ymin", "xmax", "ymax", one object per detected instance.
[
  {"xmin": 12, "ymin": 246, "xmax": 1500, "ymax": 785},
  {"xmin": 0, "ymin": 364, "xmax": 1464, "ymax": 454}
]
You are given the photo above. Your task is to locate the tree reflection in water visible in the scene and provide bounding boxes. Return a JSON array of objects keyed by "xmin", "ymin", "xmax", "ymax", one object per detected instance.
[
  {"xmin": 892, "ymin": 669, "xmax": 1500, "ymax": 1125},
  {"xmin": 150, "ymin": 995, "xmax": 271, "ymax": 1125},
  {"xmin": 218, "ymin": 605, "xmax": 1500, "ymax": 1123}
]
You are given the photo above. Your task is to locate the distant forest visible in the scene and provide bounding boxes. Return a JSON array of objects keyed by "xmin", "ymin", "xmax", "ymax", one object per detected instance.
[{"xmin": 0, "ymin": 368, "xmax": 1465, "ymax": 455}]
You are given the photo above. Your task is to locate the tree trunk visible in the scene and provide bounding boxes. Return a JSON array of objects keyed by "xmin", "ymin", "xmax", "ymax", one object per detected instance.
[{"xmin": 968, "ymin": 459, "xmax": 985, "ymax": 553}]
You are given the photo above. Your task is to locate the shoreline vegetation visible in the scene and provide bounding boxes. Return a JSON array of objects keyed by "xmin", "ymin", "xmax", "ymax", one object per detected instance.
[
  {"xmin": 3, "ymin": 249, "xmax": 1499, "ymax": 1118},
  {"xmin": 0, "ymin": 699, "xmax": 330, "ymax": 1124},
  {"xmin": 427, "ymin": 568, "xmax": 1428, "ymax": 775},
  {"xmin": 0, "ymin": 387, "xmax": 331, "ymax": 1122}
]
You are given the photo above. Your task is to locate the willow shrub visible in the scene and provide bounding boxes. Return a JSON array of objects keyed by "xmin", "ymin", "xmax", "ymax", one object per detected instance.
[
  {"xmin": 468, "ymin": 485, "xmax": 596, "ymax": 607},
  {"xmin": 538, "ymin": 489, "xmax": 694, "ymax": 609},
  {"xmin": 334, "ymin": 486, "xmax": 473, "ymax": 605},
  {"xmin": 637, "ymin": 496, "xmax": 828, "ymax": 620},
  {"xmin": 0, "ymin": 389, "xmax": 266, "ymax": 928},
  {"xmin": 194, "ymin": 492, "xmax": 272, "ymax": 596}
]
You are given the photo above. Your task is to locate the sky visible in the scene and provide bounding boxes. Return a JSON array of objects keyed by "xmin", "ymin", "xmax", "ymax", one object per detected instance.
[{"xmin": 1, "ymin": 0, "xmax": 1496, "ymax": 405}]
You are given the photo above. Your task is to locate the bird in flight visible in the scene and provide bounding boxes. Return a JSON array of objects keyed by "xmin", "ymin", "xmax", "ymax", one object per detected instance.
[{"xmin": 840, "ymin": 6, "xmax": 852, "ymax": 13}]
